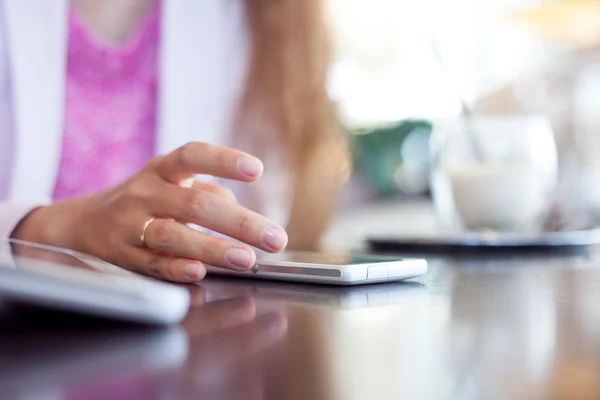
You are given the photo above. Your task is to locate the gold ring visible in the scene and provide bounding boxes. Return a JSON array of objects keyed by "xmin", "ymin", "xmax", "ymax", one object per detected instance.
[{"xmin": 140, "ymin": 218, "xmax": 156, "ymax": 246}]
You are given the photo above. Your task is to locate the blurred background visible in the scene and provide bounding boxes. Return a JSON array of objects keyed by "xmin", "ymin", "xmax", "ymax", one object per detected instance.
[
  {"xmin": 326, "ymin": 0, "xmax": 600, "ymax": 197},
  {"xmin": 322, "ymin": 0, "xmax": 600, "ymax": 245}
]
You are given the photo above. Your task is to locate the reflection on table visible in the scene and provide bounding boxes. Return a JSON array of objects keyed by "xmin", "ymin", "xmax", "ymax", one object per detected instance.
[{"xmin": 3, "ymin": 256, "xmax": 600, "ymax": 399}]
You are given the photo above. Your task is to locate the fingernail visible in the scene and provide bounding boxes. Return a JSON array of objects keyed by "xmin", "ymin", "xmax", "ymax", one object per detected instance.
[
  {"xmin": 225, "ymin": 248, "xmax": 255, "ymax": 270},
  {"xmin": 261, "ymin": 226, "xmax": 288, "ymax": 251},
  {"xmin": 237, "ymin": 156, "xmax": 264, "ymax": 178},
  {"xmin": 260, "ymin": 313, "xmax": 287, "ymax": 336},
  {"xmin": 183, "ymin": 264, "xmax": 202, "ymax": 280}
]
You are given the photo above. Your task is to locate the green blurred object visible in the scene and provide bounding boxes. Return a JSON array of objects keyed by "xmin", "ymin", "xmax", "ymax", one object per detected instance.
[{"xmin": 350, "ymin": 119, "xmax": 432, "ymax": 197}]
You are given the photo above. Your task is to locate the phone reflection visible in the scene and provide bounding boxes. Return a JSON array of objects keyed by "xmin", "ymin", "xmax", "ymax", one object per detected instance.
[
  {"xmin": 196, "ymin": 278, "xmax": 431, "ymax": 400},
  {"xmin": 199, "ymin": 277, "xmax": 427, "ymax": 311},
  {"xmin": 0, "ymin": 286, "xmax": 288, "ymax": 400}
]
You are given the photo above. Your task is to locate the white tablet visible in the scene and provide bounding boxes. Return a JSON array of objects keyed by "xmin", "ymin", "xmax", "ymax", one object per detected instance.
[
  {"xmin": 206, "ymin": 252, "xmax": 428, "ymax": 285},
  {"xmin": 0, "ymin": 239, "xmax": 190, "ymax": 325}
]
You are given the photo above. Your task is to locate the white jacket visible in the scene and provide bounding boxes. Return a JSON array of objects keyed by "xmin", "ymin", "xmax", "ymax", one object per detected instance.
[{"xmin": 0, "ymin": 0, "xmax": 290, "ymax": 242}]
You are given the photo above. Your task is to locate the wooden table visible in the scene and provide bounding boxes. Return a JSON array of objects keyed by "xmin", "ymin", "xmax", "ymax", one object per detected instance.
[{"xmin": 2, "ymin": 249, "xmax": 600, "ymax": 400}]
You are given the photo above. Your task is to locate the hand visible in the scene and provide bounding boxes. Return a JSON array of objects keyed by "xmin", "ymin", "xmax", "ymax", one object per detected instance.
[{"xmin": 11, "ymin": 142, "xmax": 289, "ymax": 282}]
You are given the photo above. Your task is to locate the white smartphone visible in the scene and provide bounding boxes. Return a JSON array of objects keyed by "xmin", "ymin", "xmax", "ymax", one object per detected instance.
[
  {"xmin": 0, "ymin": 239, "xmax": 190, "ymax": 325},
  {"xmin": 206, "ymin": 252, "xmax": 428, "ymax": 285}
]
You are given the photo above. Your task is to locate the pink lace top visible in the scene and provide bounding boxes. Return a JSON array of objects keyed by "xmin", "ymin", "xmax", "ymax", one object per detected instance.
[{"xmin": 52, "ymin": 5, "xmax": 160, "ymax": 200}]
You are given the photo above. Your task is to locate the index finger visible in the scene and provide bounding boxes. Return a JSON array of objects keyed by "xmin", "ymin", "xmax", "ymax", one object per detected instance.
[{"xmin": 156, "ymin": 142, "xmax": 264, "ymax": 183}]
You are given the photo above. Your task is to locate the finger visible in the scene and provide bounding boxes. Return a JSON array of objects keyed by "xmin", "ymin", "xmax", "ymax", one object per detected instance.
[
  {"xmin": 191, "ymin": 181, "xmax": 237, "ymax": 202},
  {"xmin": 156, "ymin": 142, "xmax": 264, "ymax": 183},
  {"xmin": 122, "ymin": 246, "xmax": 207, "ymax": 283},
  {"xmin": 142, "ymin": 218, "xmax": 256, "ymax": 271},
  {"xmin": 182, "ymin": 296, "xmax": 256, "ymax": 336},
  {"xmin": 152, "ymin": 185, "xmax": 288, "ymax": 253}
]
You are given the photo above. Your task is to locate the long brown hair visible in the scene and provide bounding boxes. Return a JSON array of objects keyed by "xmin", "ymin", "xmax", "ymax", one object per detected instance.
[{"xmin": 240, "ymin": 0, "xmax": 349, "ymax": 250}]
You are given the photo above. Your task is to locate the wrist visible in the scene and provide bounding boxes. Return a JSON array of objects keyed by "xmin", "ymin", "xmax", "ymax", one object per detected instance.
[
  {"xmin": 10, "ymin": 204, "xmax": 75, "ymax": 249},
  {"xmin": 11, "ymin": 206, "xmax": 52, "ymax": 243}
]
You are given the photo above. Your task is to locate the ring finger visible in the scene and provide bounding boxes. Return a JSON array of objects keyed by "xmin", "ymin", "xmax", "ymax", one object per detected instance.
[
  {"xmin": 142, "ymin": 218, "xmax": 256, "ymax": 271},
  {"xmin": 122, "ymin": 246, "xmax": 207, "ymax": 283},
  {"xmin": 152, "ymin": 184, "xmax": 288, "ymax": 253}
]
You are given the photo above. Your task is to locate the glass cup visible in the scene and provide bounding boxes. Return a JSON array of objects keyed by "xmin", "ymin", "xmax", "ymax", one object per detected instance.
[{"xmin": 430, "ymin": 115, "xmax": 558, "ymax": 233}]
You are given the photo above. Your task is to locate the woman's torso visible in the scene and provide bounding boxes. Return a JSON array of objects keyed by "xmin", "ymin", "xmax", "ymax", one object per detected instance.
[
  {"xmin": 53, "ymin": 3, "xmax": 159, "ymax": 199},
  {"xmin": 0, "ymin": 0, "xmax": 290, "ymax": 225}
]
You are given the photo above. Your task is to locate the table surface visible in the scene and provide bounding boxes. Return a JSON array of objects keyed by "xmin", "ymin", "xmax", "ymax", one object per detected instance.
[
  {"xmin": 3, "ymin": 250, "xmax": 600, "ymax": 400},
  {"xmin": 3, "ymin": 200, "xmax": 600, "ymax": 400}
]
